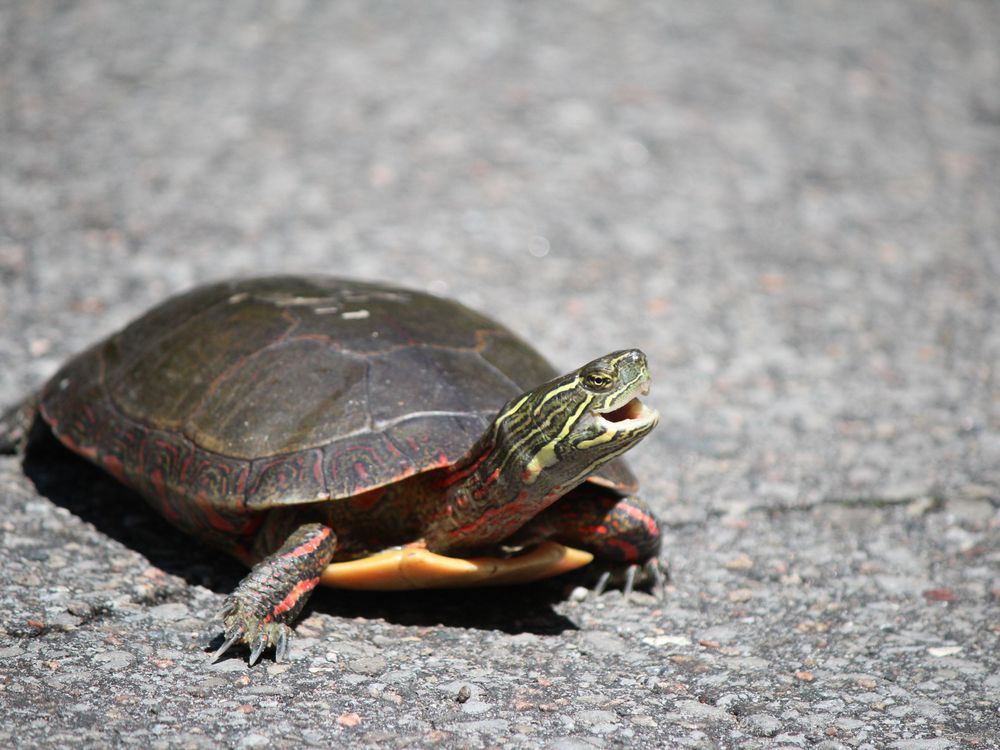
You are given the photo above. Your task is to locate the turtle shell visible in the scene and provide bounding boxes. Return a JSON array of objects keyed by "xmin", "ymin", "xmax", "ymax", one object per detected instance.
[{"xmin": 39, "ymin": 276, "xmax": 638, "ymax": 521}]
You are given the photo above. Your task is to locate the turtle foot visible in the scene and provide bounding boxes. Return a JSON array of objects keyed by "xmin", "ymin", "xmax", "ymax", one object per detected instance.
[
  {"xmin": 209, "ymin": 522, "xmax": 336, "ymax": 665},
  {"xmin": 212, "ymin": 595, "xmax": 293, "ymax": 665},
  {"xmin": 591, "ymin": 556, "xmax": 668, "ymax": 602}
]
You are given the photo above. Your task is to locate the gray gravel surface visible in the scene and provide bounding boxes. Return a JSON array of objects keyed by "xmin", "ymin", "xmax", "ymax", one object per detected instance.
[{"xmin": 1, "ymin": 2, "xmax": 998, "ymax": 748}]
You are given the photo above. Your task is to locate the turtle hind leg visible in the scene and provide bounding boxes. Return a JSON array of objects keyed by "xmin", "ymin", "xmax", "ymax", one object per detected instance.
[
  {"xmin": 213, "ymin": 522, "xmax": 338, "ymax": 666},
  {"xmin": 514, "ymin": 484, "xmax": 667, "ymax": 600},
  {"xmin": 0, "ymin": 394, "xmax": 40, "ymax": 455}
]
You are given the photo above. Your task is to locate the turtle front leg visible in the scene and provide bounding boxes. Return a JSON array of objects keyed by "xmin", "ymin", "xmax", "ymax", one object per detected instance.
[
  {"xmin": 214, "ymin": 522, "xmax": 337, "ymax": 665},
  {"xmin": 514, "ymin": 485, "xmax": 667, "ymax": 599}
]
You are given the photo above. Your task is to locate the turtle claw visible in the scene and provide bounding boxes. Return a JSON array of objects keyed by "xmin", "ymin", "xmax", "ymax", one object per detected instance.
[
  {"xmin": 647, "ymin": 557, "xmax": 669, "ymax": 601},
  {"xmin": 592, "ymin": 570, "xmax": 612, "ymax": 597},
  {"xmin": 248, "ymin": 631, "xmax": 270, "ymax": 666},
  {"xmin": 589, "ymin": 557, "xmax": 668, "ymax": 602},
  {"xmin": 275, "ymin": 627, "xmax": 291, "ymax": 663},
  {"xmin": 245, "ymin": 624, "xmax": 294, "ymax": 666},
  {"xmin": 622, "ymin": 564, "xmax": 638, "ymax": 601},
  {"xmin": 211, "ymin": 630, "xmax": 243, "ymax": 663},
  {"xmin": 212, "ymin": 593, "xmax": 295, "ymax": 666}
]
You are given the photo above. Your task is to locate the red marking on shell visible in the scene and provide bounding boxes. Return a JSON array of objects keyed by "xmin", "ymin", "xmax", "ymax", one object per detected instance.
[
  {"xmin": 179, "ymin": 451, "xmax": 193, "ymax": 481},
  {"xmin": 75, "ymin": 440, "xmax": 99, "ymax": 462},
  {"xmin": 39, "ymin": 404, "xmax": 58, "ymax": 428},
  {"xmin": 234, "ymin": 463, "xmax": 248, "ymax": 498},
  {"xmin": 194, "ymin": 491, "xmax": 242, "ymax": 533},
  {"xmin": 102, "ymin": 454, "xmax": 126, "ymax": 483},
  {"xmin": 354, "ymin": 462, "xmax": 369, "ymax": 483},
  {"xmin": 350, "ymin": 486, "xmax": 386, "ymax": 512},
  {"xmin": 157, "ymin": 490, "xmax": 181, "ymax": 524},
  {"xmin": 311, "ymin": 452, "xmax": 324, "ymax": 487},
  {"xmin": 149, "ymin": 469, "xmax": 170, "ymax": 510}
]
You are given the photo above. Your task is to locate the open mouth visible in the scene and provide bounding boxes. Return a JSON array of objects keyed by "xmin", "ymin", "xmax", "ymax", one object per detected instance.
[{"xmin": 593, "ymin": 381, "xmax": 659, "ymax": 431}]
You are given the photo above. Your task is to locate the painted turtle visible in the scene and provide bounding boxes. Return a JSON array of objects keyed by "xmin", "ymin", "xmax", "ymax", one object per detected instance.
[{"xmin": 0, "ymin": 277, "xmax": 663, "ymax": 664}]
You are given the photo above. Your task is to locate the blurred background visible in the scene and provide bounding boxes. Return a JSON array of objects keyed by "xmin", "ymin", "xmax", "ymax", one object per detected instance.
[{"xmin": 2, "ymin": 2, "xmax": 996, "ymax": 523}]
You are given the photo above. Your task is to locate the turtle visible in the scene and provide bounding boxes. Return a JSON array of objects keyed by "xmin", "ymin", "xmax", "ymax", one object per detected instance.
[{"xmin": 0, "ymin": 276, "xmax": 664, "ymax": 665}]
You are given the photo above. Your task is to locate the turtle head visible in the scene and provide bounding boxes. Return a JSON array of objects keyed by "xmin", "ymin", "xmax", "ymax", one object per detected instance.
[
  {"xmin": 500, "ymin": 349, "xmax": 659, "ymax": 492},
  {"xmin": 427, "ymin": 349, "xmax": 658, "ymax": 555}
]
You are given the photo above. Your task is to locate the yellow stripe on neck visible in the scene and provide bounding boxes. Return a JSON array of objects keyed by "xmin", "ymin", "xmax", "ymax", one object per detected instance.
[{"xmin": 522, "ymin": 396, "xmax": 593, "ymax": 484}]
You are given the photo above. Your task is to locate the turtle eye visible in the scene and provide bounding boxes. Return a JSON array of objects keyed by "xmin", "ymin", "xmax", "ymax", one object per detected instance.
[{"xmin": 583, "ymin": 370, "xmax": 615, "ymax": 391}]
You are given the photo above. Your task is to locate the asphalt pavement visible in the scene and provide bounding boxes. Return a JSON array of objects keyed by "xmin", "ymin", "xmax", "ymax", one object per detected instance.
[{"xmin": 1, "ymin": 2, "xmax": 998, "ymax": 748}]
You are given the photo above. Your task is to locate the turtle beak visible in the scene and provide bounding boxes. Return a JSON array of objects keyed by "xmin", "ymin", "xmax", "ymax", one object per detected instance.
[{"xmin": 592, "ymin": 378, "xmax": 658, "ymax": 433}]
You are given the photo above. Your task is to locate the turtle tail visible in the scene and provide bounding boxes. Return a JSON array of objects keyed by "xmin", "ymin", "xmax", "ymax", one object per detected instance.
[{"xmin": 0, "ymin": 394, "xmax": 40, "ymax": 455}]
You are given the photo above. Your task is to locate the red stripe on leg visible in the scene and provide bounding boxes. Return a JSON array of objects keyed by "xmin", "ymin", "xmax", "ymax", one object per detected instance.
[
  {"xmin": 281, "ymin": 527, "xmax": 334, "ymax": 561},
  {"xmin": 265, "ymin": 576, "xmax": 321, "ymax": 621}
]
